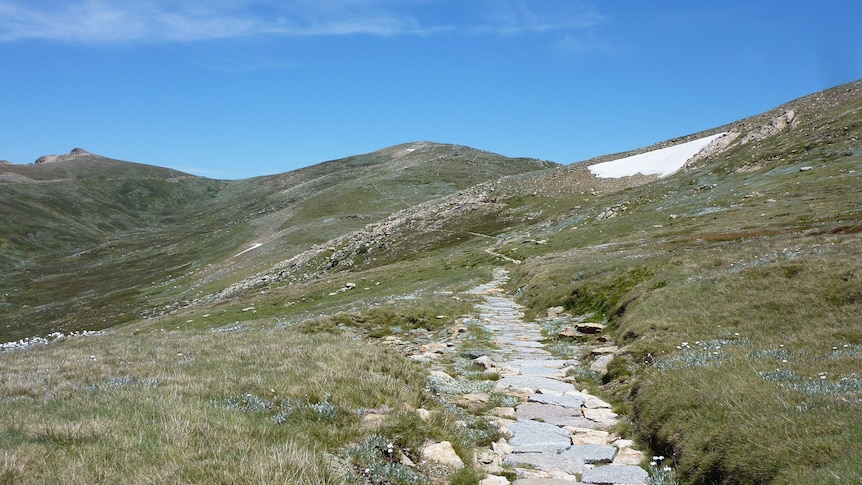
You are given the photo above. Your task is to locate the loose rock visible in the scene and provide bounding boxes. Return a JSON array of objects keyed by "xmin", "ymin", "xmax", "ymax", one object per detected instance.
[
  {"xmin": 589, "ymin": 354, "xmax": 615, "ymax": 376},
  {"xmin": 421, "ymin": 441, "xmax": 464, "ymax": 469},
  {"xmin": 480, "ymin": 475, "xmax": 510, "ymax": 485},
  {"xmin": 546, "ymin": 306, "xmax": 565, "ymax": 318}
]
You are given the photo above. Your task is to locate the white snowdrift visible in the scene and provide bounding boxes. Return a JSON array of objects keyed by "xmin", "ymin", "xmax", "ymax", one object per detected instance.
[{"xmin": 588, "ymin": 133, "xmax": 726, "ymax": 178}]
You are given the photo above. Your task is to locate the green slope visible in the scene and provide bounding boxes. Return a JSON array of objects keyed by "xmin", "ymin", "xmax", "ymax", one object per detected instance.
[{"xmin": 0, "ymin": 143, "xmax": 556, "ymax": 342}]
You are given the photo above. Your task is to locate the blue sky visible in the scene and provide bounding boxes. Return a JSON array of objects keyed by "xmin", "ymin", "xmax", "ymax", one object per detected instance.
[{"xmin": 1, "ymin": 1, "xmax": 860, "ymax": 179}]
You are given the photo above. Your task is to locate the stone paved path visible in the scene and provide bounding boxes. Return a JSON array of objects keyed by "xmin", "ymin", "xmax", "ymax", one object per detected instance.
[{"xmin": 470, "ymin": 269, "xmax": 650, "ymax": 485}]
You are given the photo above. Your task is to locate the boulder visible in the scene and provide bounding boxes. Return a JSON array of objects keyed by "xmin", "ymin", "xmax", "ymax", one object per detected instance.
[
  {"xmin": 429, "ymin": 370, "xmax": 453, "ymax": 380},
  {"xmin": 546, "ymin": 306, "xmax": 565, "ymax": 318},
  {"xmin": 492, "ymin": 440, "xmax": 514, "ymax": 455},
  {"xmin": 474, "ymin": 355, "xmax": 497, "ymax": 369},
  {"xmin": 590, "ymin": 354, "xmax": 615, "ymax": 376},
  {"xmin": 421, "ymin": 441, "xmax": 464, "ymax": 469},
  {"xmin": 477, "ymin": 449, "xmax": 502, "ymax": 466},
  {"xmin": 492, "ymin": 407, "xmax": 516, "ymax": 419},
  {"xmin": 419, "ymin": 342, "xmax": 448, "ymax": 354}
]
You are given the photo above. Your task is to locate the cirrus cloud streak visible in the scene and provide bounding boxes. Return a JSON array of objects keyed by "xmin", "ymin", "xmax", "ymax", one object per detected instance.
[{"xmin": 0, "ymin": 0, "xmax": 605, "ymax": 43}]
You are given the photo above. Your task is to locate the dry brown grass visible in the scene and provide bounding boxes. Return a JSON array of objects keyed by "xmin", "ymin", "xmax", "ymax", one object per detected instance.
[{"xmin": 0, "ymin": 324, "xmax": 445, "ymax": 484}]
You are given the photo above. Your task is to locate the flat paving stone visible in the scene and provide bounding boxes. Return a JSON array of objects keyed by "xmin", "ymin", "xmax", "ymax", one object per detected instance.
[
  {"xmin": 559, "ymin": 416, "xmax": 602, "ymax": 430},
  {"xmin": 570, "ymin": 429, "xmax": 611, "ymax": 445},
  {"xmin": 581, "ymin": 465, "xmax": 649, "ymax": 485},
  {"xmin": 507, "ymin": 419, "xmax": 572, "ymax": 453},
  {"xmin": 504, "ymin": 450, "xmax": 585, "ymax": 475},
  {"xmin": 508, "ymin": 359, "xmax": 572, "ymax": 368},
  {"xmin": 516, "ymin": 365, "xmax": 565, "ymax": 377},
  {"xmin": 507, "ymin": 340, "xmax": 546, "ymax": 349},
  {"xmin": 566, "ymin": 444, "xmax": 617, "ymax": 464},
  {"xmin": 516, "ymin": 402, "xmax": 585, "ymax": 427},
  {"xmin": 582, "ymin": 407, "xmax": 619, "ymax": 427},
  {"xmin": 583, "ymin": 395, "xmax": 613, "ymax": 409},
  {"xmin": 528, "ymin": 393, "xmax": 585, "ymax": 409},
  {"xmin": 513, "ymin": 479, "xmax": 585, "ymax": 485},
  {"xmin": 496, "ymin": 375, "xmax": 577, "ymax": 395}
]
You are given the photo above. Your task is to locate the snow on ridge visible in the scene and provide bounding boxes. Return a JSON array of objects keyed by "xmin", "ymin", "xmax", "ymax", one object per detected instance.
[{"xmin": 589, "ymin": 133, "xmax": 726, "ymax": 179}]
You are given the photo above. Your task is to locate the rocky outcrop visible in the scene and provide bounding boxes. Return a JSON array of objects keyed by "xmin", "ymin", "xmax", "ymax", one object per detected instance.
[
  {"xmin": 738, "ymin": 109, "xmax": 798, "ymax": 145},
  {"xmin": 212, "ymin": 186, "xmax": 507, "ymax": 301},
  {"xmin": 34, "ymin": 148, "xmax": 92, "ymax": 164}
]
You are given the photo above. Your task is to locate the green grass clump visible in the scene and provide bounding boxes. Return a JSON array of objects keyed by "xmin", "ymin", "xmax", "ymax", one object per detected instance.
[
  {"xmin": 448, "ymin": 467, "xmax": 484, "ymax": 485},
  {"xmin": 563, "ymin": 266, "xmax": 654, "ymax": 321}
]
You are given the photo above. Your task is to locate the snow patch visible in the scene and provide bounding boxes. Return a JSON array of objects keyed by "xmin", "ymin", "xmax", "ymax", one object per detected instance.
[
  {"xmin": 589, "ymin": 133, "xmax": 726, "ymax": 179},
  {"xmin": 233, "ymin": 242, "xmax": 263, "ymax": 258}
]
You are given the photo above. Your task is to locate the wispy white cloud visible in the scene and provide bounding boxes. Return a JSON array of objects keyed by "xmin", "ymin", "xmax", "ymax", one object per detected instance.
[
  {"xmin": 0, "ymin": 0, "xmax": 435, "ymax": 42},
  {"xmin": 0, "ymin": 0, "xmax": 605, "ymax": 43},
  {"xmin": 472, "ymin": 0, "xmax": 607, "ymax": 36}
]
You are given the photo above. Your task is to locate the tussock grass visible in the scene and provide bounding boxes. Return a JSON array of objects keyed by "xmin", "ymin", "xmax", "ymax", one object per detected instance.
[
  {"xmin": 511, "ymin": 226, "xmax": 862, "ymax": 483},
  {"xmin": 0, "ymin": 321, "xmax": 476, "ymax": 484},
  {"xmin": 616, "ymin": 237, "xmax": 862, "ymax": 483}
]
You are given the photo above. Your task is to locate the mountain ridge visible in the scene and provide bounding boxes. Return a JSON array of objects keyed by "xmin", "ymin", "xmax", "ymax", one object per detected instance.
[{"xmin": 0, "ymin": 141, "xmax": 556, "ymax": 341}]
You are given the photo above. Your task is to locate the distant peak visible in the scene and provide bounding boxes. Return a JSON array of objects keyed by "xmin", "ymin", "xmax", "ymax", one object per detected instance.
[{"xmin": 35, "ymin": 148, "xmax": 93, "ymax": 164}]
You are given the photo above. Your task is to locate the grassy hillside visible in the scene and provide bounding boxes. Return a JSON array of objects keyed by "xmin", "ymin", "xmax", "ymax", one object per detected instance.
[
  {"xmin": 499, "ymin": 80, "xmax": 862, "ymax": 483},
  {"xmin": 0, "ymin": 143, "xmax": 554, "ymax": 342},
  {"xmin": 0, "ymin": 81, "xmax": 860, "ymax": 484}
]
